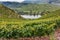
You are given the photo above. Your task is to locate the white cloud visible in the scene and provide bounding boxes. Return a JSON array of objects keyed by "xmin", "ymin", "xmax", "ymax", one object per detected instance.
[{"xmin": 0, "ymin": 0, "xmax": 25, "ymax": 2}]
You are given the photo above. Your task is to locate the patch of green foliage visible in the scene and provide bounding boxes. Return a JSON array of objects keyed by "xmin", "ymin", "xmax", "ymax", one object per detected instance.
[{"xmin": 0, "ymin": 4, "xmax": 60, "ymax": 38}]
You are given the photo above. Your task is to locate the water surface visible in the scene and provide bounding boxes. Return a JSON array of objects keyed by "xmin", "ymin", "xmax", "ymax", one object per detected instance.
[{"xmin": 21, "ymin": 15, "xmax": 41, "ymax": 19}]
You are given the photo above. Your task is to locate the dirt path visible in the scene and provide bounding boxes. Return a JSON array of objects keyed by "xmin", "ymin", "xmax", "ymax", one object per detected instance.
[{"xmin": 54, "ymin": 29, "xmax": 60, "ymax": 40}]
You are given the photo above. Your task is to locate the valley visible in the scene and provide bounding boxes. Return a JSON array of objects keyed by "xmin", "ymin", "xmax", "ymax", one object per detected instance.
[{"xmin": 0, "ymin": 1, "xmax": 60, "ymax": 40}]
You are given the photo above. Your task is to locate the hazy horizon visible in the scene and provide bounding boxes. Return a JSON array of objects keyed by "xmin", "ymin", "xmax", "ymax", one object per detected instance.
[{"xmin": 0, "ymin": 0, "xmax": 60, "ymax": 4}]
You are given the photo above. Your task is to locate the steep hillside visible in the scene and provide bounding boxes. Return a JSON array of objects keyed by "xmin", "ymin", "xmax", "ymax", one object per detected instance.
[
  {"xmin": 1, "ymin": 2, "xmax": 29, "ymax": 8},
  {"xmin": 40, "ymin": 9, "xmax": 60, "ymax": 19},
  {"xmin": 23, "ymin": 0, "xmax": 49, "ymax": 3},
  {"xmin": 0, "ymin": 4, "xmax": 21, "ymax": 18},
  {"xmin": 15, "ymin": 4, "xmax": 60, "ymax": 14}
]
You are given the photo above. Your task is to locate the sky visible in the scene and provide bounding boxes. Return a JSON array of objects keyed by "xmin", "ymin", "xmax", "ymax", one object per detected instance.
[{"xmin": 0, "ymin": 0, "xmax": 25, "ymax": 2}]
